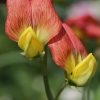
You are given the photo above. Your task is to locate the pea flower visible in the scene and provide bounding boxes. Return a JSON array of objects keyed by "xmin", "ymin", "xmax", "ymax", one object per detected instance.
[
  {"xmin": 5, "ymin": 0, "xmax": 62, "ymax": 58},
  {"xmin": 65, "ymin": 1, "xmax": 100, "ymax": 41},
  {"xmin": 65, "ymin": 14, "xmax": 100, "ymax": 41},
  {"xmin": 48, "ymin": 23, "xmax": 97, "ymax": 86}
]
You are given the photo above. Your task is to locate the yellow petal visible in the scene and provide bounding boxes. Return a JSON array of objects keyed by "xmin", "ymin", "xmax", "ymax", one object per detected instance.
[
  {"xmin": 73, "ymin": 53, "xmax": 92, "ymax": 76},
  {"xmin": 90, "ymin": 55, "xmax": 97, "ymax": 77},
  {"xmin": 65, "ymin": 53, "xmax": 76, "ymax": 75},
  {"xmin": 18, "ymin": 26, "xmax": 44, "ymax": 58},
  {"xmin": 65, "ymin": 52, "xmax": 83, "ymax": 75},
  {"xmin": 69, "ymin": 53, "xmax": 97, "ymax": 86}
]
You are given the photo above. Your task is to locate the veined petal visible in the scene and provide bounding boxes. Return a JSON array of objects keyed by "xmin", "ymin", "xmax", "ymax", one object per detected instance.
[
  {"xmin": 48, "ymin": 27, "xmax": 74, "ymax": 68},
  {"xmin": 63, "ymin": 23, "xmax": 87, "ymax": 58},
  {"xmin": 31, "ymin": 0, "xmax": 62, "ymax": 45},
  {"xmin": 5, "ymin": 0, "xmax": 31, "ymax": 42},
  {"xmin": 49, "ymin": 23, "xmax": 97, "ymax": 86},
  {"xmin": 49, "ymin": 24, "xmax": 87, "ymax": 73}
]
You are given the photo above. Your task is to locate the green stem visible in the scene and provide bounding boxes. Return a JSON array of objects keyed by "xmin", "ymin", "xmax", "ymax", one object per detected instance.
[
  {"xmin": 82, "ymin": 87, "xmax": 86, "ymax": 100},
  {"xmin": 87, "ymin": 81, "xmax": 91, "ymax": 100},
  {"xmin": 55, "ymin": 83, "xmax": 67, "ymax": 100},
  {"xmin": 40, "ymin": 46, "xmax": 54, "ymax": 100},
  {"xmin": 87, "ymin": 86, "xmax": 90, "ymax": 100},
  {"xmin": 82, "ymin": 84, "xmax": 90, "ymax": 100}
]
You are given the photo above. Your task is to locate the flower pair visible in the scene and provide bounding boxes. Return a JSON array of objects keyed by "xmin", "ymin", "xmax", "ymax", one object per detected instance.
[{"xmin": 5, "ymin": 0, "xmax": 97, "ymax": 86}]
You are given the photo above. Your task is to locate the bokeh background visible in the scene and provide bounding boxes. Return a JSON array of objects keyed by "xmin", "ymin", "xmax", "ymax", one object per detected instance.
[{"xmin": 0, "ymin": 0, "xmax": 100, "ymax": 100}]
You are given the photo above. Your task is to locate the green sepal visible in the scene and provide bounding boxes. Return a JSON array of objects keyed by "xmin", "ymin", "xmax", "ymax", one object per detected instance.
[
  {"xmin": 69, "ymin": 85, "xmax": 82, "ymax": 93},
  {"xmin": 20, "ymin": 50, "xmax": 45, "ymax": 60}
]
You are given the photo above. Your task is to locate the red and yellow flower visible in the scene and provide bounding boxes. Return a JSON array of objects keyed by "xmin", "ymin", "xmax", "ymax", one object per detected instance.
[
  {"xmin": 5, "ymin": 0, "xmax": 62, "ymax": 58},
  {"xmin": 48, "ymin": 23, "xmax": 97, "ymax": 86},
  {"xmin": 65, "ymin": 14, "xmax": 100, "ymax": 41}
]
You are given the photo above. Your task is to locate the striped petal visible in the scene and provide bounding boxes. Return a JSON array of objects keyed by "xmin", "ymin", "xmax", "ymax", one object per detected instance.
[
  {"xmin": 5, "ymin": 0, "xmax": 62, "ymax": 45},
  {"xmin": 49, "ymin": 23, "xmax": 97, "ymax": 86},
  {"xmin": 48, "ymin": 26, "xmax": 73, "ymax": 69},
  {"xmin": 5, "ymin": 0, "xmax": 32, "ymax": 42},
  {"xmin": 31, "ymin": 0, "xmax": 62, "ymax": 45},
  {"xmin": 48, "ymin": 23, "xmax": 87, "ymax": 73},
  {"xmin": 62, "ymin": 23, "xmax": 87, "ymax": 57}
]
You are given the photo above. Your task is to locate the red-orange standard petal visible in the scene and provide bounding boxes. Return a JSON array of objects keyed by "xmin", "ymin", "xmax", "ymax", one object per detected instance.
[
  {"xmin": 5, "ymin": 0, "xmax": 62, "ymax": 44},
  {"xmin": 31, "ymin": 0, "xmax": 62, "ymax": 44},
  {"xmin": 63, "ymin": 23, "xmax": 87, "ymax": 58},
  {"xmin": 5, "ymin": 0, "xmax": 32, "ymax": 42},
  {"xmin": 48, "ymin": 26, "xmax": 73, "ymax": 68},
  {"xmin": 48, "ymin": 23, "xmax": 87, "ymax": 68}
]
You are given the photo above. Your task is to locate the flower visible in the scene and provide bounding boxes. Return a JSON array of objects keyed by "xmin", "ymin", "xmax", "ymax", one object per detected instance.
[
  {"xmin": 65, "ymin": 14, "xmax": 100, "ymax": 41},
  {"xmin": 65, "ymin": 1, "xmax": 100, "ymax": 41},
  {"xmin": 5, "ymin": 0, "xmax": 62, "ymax": 58},
  {"xmin": 48, "ymin": 23, "xmax": 97, "ymax": 86}
]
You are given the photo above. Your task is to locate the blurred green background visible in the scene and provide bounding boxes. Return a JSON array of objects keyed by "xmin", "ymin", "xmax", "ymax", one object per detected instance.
[{"xmin": 0, "ymin": 0, "xmax": 100, "ymax": 100}]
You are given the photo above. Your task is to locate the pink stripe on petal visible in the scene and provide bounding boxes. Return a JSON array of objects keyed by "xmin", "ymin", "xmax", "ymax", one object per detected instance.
[
  {"xmin": 31, "ymin": 0, "xmax": 62, "ymax": 44},
  {"xmin": 5, "ymin": 0, "xmax": 32, "ymax": 42}
]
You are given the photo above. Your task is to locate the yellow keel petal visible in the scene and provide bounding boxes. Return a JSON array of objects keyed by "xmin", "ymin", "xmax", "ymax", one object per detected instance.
[
  {"xmin": 69, "ymin": 53, "xmax": 97, "ymax": 86},
  {"xmin": 18, "ymin": 26, "xmax": 44, "ymax": 58}
]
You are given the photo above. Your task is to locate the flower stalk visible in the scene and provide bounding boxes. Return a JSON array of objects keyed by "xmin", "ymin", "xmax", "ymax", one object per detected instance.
[
  {"xmin": 40, "ymin": 46, "xmax": 54, "ymax": 100},
  {"xmin": 55, "ymin": 83, "xmax": 67, "ymax": 100}
]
